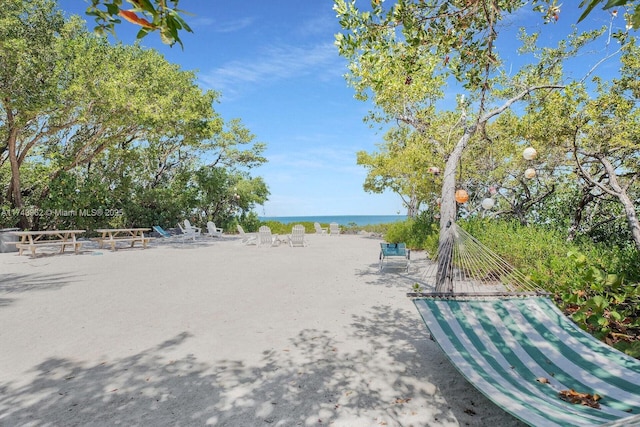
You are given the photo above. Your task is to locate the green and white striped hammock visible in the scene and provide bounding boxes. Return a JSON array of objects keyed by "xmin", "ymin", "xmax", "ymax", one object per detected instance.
[{"xmin": 411, "ymin": 223, "xmax": 640, "ymax": 427}]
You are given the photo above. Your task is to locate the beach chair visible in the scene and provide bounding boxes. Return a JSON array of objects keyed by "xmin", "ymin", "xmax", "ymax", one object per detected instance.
[
  {"xmin": 152, "ymin": 225, "xmax": 183, "ymax": 240},
  {"xmin": 314, "ymin": 222, "xmax": 327, "ymax": 235},
  {"xmin": 329, "ymin": 222, "xmax": 340, "ymax": 236},
  {"xmin": 183, "ymin": 219, "xmax": 201, "ymax": 236},
  {"xmin": 206, "ymin": 221, "xmax": 223, "ymax": 237},
  {"xmin": 177, "ymin": 222, "xmax": 198, "ymax": 240},
  {"xmin": 258, "ymin": 226, "xmax": 279, "ymax": 247},
  {"xmin": 379, "ymin": 242, "xmax": 410, "ymax": 272},
  {"xmin": 237, "ymin": 225, "xmax": 257, "ymax": 245},
  {"xmin": 152, "ymin": 225, "xmax": 172, "ymax": 238},
  {"xmin": 288, "ymin": 224, "xmax": 307, "ymax": 247}
]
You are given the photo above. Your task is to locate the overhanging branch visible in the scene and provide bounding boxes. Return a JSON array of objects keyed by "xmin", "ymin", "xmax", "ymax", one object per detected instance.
[{"xmin": 479, "ymin": 84, "xmax": 565, "ymax": 124}]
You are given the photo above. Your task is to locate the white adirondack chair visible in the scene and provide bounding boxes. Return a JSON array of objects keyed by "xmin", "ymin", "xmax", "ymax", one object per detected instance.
[
  {"xmin": 206, "ymin": 221, "xmax": 223, "ymax": 237},
  {"xmin": 288, "ymin": 224, "xmax": 307, "ymax": 247},
  {"xmin": 329, "ymin": 222, "xmax": 340, "ymax": 236},
  {"xmin": 314, "ymin": 222, "xmax": 327, "ymax": 235},
  {"xmin": 183, "ymin": 219, "xmax": 201, "ymax": 237},
  {"xmin": 237, "ymin": 225, "xmax": 257, "ymax": 245},
  {"xmin": 258, "ymin": 226, "xmax": 279, "ymax": 247},
  {"xmin": 177, "ymin": 222, "xmax": 198, "ymax": 241}
]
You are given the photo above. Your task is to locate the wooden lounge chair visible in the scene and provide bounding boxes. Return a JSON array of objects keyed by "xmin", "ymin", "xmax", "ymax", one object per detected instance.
[
  {"xmin": 329, "ymin": 222, "xmax": 340, "ymax": 236},
  {"xmin": 288, "ymin": 224, "xmax": 307, "ymax": 247},
  {"xmin": 177, "ymin": 222, "xmax": 198, "ymax": 240},
  {"xmin": 206, "ymin": 221, "xmax": 223, "ymax": 237},
  {"xmin": 314, "ymin": 222, "xmax": 327, "ymax": 235},
  {"xmin": 183, "ymin": 220, "xmax": 201, "ymax": 237},
  {"xmin": 237, "ymin": 225, "xmax": 257, "ymax": 245},
  {"xmin": 258, "ymin": 226, "xmax": 279, "ymax": 247}
]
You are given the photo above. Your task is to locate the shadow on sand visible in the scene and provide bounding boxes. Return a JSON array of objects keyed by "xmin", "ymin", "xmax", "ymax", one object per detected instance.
[
  {"xmin": 0, "ymin": 272, "xmax": 79, "ymax": 309},
  {"xmin": 0, "ymin": 303, "xmax": 524, "ymax": 426}
]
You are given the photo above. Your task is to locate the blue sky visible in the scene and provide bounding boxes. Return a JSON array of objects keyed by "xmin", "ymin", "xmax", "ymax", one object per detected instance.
[{"xmin": 57, "ymin": 1, "xmax": 628, "ymax": 216}]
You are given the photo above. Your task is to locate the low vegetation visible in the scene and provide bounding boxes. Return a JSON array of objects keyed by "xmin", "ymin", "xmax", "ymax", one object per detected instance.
[
  {"xmin": 385, "ymin": 215, "xmax": 640, "ymax": 359},
  {"xmin": 258, "ymin": 220, "xmax": 390, "ymax": 236}
]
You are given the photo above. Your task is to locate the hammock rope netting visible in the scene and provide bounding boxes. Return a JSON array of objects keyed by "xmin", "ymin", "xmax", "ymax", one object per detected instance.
[
  {"xmin": 409, "ymin": 222, "xmax": 640, "ymax": 427},
  {"xmin": 415, "ymin": 221, "xmax": 547, "ymax": 297}
]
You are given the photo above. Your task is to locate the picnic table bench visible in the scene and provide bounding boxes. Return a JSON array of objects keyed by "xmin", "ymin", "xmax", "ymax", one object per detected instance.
[
  {"xmin": 94, "ymin": 228, "xmax": 153, "ymax": 251},
  {"xmin": 10, "ymin": 230, "xmax": 86, "ymax": 257},
  {"xmin": 379, "ymin": 242, "xmax": 410, "ymax": 272}
]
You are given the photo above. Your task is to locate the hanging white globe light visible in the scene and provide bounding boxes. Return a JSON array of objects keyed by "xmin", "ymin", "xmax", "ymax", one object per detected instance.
[
  {"xmin": 524, "ymin": 168, "xmax": 537, "ymax": 179},
  {"xmin": 523, "ymin": 147, "xmax": 537, "ymax": 161},
  {"xmin": 481, "ymin": 198, "xmax": 495, "ymax": 210}
]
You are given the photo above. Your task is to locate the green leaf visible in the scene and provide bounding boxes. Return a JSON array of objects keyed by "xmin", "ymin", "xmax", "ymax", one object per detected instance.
[
  {"xmin": 136, "ymin": 0, "xmax": 156, "ymax": 14},
  {"xmin": 632, "ymin": 5, "xmax": 640, "ymax": 29},
  {"xmin": 609, "ymin": 310, "xmax": 622, "ymax": 321},
  {"xmin": 591, "ymin": 295, "xmax": 608, "ymax": 309},
  {"xmin": 572, "ymin": 311, "xmax": 587, "ymax": 323},
  {"xmin": 577, "ymin": 0, "xmax": 601, "ymax": 23},
  {"xmin": 135, "ymin": 28, "xmax": 150, "ymax": 40},
  {"xmin": 172, "ymin": 14, "xmax": 192, "ymax": 33},
  {"xmin": 606, "ymin": 273, "xmax": 623, "ymax": 289},
  {"xmin": 603, "ymin": 0, "xmax": 629, "ymax": 8},
  {"xmin": 106, "ymin": 3, "xmax": 120, "ymax": 15}
]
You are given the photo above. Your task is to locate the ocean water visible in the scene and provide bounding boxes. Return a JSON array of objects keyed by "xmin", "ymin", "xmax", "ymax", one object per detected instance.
[{"xmin": 258, "ymin": 215, "xmax": 408, "ymax": 226}]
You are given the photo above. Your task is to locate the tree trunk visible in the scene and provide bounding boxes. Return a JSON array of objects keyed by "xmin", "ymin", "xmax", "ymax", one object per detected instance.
[
  {"xmin": 567, "ymin": 186, "xmax": 594, "ymax": 242},
  {"xmin": 436, "ymin": 128, "xmax": 474, "ymax": 291},
  {"xmin": 598, "ymin": 155, "xmax": 640, "ymax": 251},
  {"xmin": 7, "ymin": 132, "xmax": 21, "ymax": 209},
  {"xmin": 5, "ymin": 105, "xmax": 24, "ymax": 213},
  {"xmin": 406, "ymin": 191, "xmax": 419, "ymax": 218},
  {"xmin": 439, "ymin": 129, "xmax": 474, "ymax": 240},
  {"xmin": 619, "ymin": 192, "xmax": 640, "ymax": 251}
]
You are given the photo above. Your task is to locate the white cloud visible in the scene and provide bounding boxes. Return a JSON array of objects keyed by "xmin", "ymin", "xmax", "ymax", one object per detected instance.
[
  {"xmin": 199, "ymin": 42, "xmax": 340, "ymax": 97},
  {"xmin": 215, "ymin": 17, "xmax": 256, "ymax": 33},
  {"xmin": 294, "ymin": 14, "xmax": 338, "ymax": 38},
  {"xmin": 188, "ymin": 16, "xmax": 255, "ymax": 32}
]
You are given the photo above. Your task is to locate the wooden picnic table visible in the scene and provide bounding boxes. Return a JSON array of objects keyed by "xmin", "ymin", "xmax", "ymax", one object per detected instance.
[
  {"xmin": 11, "ymin": 229, "xmax": 86, "ymax": 257},
  {"xmin": 94, "ymin": 228, "xmax": 153, "ymax": 251}
]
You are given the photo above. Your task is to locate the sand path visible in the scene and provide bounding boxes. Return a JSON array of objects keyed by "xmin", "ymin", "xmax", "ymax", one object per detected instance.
[{"xmin": 0, "ymin": 233, "xmax": 524, "ymax": 426}]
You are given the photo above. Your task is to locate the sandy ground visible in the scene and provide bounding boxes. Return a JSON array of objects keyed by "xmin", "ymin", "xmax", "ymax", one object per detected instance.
[{"xmin": 0, "ymin": 232, "xmax": 525, "ymax": 426}]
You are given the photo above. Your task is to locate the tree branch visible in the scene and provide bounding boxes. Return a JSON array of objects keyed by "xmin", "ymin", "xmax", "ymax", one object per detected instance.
[{"xmin": 479, "ymin": 84, "xmax": 565, "ymax": 124}]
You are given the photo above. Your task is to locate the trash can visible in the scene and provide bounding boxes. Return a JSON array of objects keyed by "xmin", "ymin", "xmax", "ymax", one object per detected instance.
[{"xmin": 0, "ymin": 228, "xmax": 20, "ymax": 253}]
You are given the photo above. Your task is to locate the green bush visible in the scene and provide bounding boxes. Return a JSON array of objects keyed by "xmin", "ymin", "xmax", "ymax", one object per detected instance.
[
  {"xmin": 556, "ymin": 250, "xmax": 640, "ymax": 358},
  {"xmin": 453, "ymin": 218, "xmax": 640, "ymax": 358},
  {"xmin": 259, "ymin": 221, "xmax": 317, "ymax": 235},
  {"xmin": 384, "ymin": 212, "xmax": 439, "ymax": 251},
  {"xmin": 384, "ymin": 220, "xmax": 414, "ymax": 244},
  {"xmin": 458, "ymin": 219, "xmax": 579, "ymax": 290},
  {"xmin": 235, "ymin": 211, "xmax": 261, "ymax": 232},
  {"xmin": 259, "ymin": 220, "xmax": 399, "ymax": 236}
]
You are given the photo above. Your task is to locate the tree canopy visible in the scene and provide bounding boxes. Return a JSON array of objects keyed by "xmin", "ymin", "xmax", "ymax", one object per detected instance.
[
  {"xmin": 82, "ymin": 0, "xmax": 640, "ymax": 49},
  {"xmin": 335, "ymin": 0, "xmax": 639, "ymax": 250},
  {"xmin": 0, "ymin": 0, "xmax": 269, "ymax": 231}
]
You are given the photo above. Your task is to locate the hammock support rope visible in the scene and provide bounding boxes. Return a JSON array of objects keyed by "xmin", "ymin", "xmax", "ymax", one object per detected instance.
[{"xmin": 413, "ymin": 221, "xmax": 548, "ymax": 296}]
